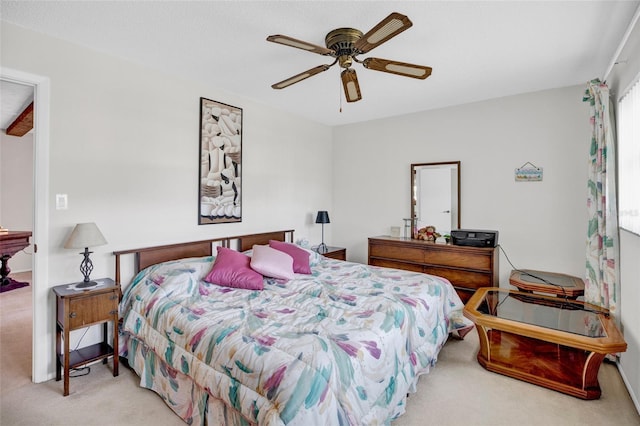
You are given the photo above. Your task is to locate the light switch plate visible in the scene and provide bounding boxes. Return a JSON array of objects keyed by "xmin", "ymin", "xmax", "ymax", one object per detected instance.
[{"xmin": 56, "ymin": 194, "xmax": 68, "ymax": 210}]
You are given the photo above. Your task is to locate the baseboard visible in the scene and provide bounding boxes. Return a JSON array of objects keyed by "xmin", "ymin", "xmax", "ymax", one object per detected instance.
[{"xmin": 618, "ymin": 361, "xmax": 640, "ymax": 415}]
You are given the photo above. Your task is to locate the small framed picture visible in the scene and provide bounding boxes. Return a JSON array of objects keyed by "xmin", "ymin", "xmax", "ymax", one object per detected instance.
[{"xmin": 515, "ymin": 162, "xmax": 543, "ymax": 182}]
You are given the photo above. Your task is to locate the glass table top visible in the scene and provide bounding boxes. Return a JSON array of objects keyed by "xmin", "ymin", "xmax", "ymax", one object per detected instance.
[{"xmin": 477, "ymin": 290, "xmax": 605, "ymax": 337}]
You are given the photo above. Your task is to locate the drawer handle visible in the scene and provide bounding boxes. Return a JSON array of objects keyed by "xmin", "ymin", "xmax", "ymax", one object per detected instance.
[
  {"xmin": 109, "ymin": 310, "xmax": 118, "ymax": 315},
  {"xmin": 109, "ymin": 295, "xmax": 118, "ymax": 301},
  {"xmin": 69, "ymin": 312, "xmax": 77, "ymax": 319}
]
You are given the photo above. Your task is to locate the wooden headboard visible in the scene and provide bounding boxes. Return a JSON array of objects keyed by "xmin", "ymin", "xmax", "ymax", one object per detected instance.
[{"xmin": 113, "ymin": 230, "xmax": 294, "ymax": 285}]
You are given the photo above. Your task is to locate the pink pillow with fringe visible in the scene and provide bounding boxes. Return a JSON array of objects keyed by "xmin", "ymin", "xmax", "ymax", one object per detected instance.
[
  {"xmin": 205, "ymin": 246, "xmax": 263, "ymax": 290},
  {"xmin": 269, "ymin": 240, "xmax": 312, "ymax": 274}
]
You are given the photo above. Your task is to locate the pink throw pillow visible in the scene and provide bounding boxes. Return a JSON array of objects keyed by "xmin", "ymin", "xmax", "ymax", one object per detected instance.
[
  {"xmin": 205, "ymin": 246, "xmax": 263, "ymax": 290},
  {"xmin": 250, "ymin": 245, "xmax": 294, "ymax": 280},
  {"xmin": 269, "ymin": 240, "xmax": 312, "ymax": 274}
]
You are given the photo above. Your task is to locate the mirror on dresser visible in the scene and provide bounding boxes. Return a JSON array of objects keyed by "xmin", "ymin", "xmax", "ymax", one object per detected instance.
[{"xmin": 411, "ymin": 161, "xmax": 460, "ymax": 237}]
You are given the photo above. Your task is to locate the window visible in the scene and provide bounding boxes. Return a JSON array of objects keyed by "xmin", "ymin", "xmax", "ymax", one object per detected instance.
[{"xmin": 618, "ymin": 77, "xmax": 640, "ymax": 235}]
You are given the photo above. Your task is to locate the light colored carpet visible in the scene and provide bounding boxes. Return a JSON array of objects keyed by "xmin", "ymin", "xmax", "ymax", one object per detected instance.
[{"xmin": 1, "ymin": 272, "xmax": 639, "ymax": 425}]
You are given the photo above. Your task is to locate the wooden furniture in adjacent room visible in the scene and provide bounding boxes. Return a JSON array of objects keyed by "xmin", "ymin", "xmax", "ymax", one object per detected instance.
[
  {"xmin": 368, "ymin": 236, "xmax": 498, "ymax": 303},
  {"xmin": 509, "ymin": 269, "xmax": 585, "ymax": 298},
  {"xmin": 0, "ymin": 231, "xmax": 32, "ymax": 287},
  {"xmin": 53, "ymin": 278, "xmax": 120, "ymax": 396},
  {"xmin": 316, "ymin": 246, "xmax": 346, "ymax": 261},
  {"xmin": 464, "ymin": 288, "xmax": 626, "ymax": 399}
]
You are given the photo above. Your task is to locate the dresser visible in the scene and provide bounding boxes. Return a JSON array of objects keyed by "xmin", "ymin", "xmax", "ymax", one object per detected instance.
[{"xmin": 368, "ymin": 236, "xmax": 499, "ymax": 303}]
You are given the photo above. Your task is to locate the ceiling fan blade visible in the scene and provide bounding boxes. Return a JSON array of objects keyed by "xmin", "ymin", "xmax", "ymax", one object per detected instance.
[
  {"xmin": 362, "ymin": 57, "xmax": 432, "ymax": 79},
  {"xmin": 353, "ymin": 12, "xmax": 413, "ymax": 54},
  {"xmin": 341, "ymin": 69, "xmax": 362, "ymax": 103},
  {"xmin": 267, "ymin": 34, "xmax": 334, "ymax": 56},
  {"xmin": 271, "ymin": 64, "xmax": 332, "ymax": 89}
]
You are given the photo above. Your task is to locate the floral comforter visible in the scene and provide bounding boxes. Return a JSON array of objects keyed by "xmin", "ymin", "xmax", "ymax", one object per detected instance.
[{"xmin": 119, "ymin": 253, "xmax": 471, "ymax": 425}]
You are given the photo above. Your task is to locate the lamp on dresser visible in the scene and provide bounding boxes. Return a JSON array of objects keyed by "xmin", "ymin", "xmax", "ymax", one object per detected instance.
[
  {"xmin": 63, "ymin": 222, "xmax": 107, "ymax": 288},
  {"xmin": 315, "ymin": 210, "xmax": 330, "ymax": 254}
]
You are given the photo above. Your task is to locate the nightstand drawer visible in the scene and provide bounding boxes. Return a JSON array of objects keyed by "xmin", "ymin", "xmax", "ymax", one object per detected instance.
[
  {"xmin": 68, "ymin": 291, "xmax": 118, "ymax": 328},
  {"xmin": 315, "ymin": 246, "xmax": 347, "ymax": 261},
  {"xmin": 323, "ymin": 247, "xmax": 346, "ymax": 260}
]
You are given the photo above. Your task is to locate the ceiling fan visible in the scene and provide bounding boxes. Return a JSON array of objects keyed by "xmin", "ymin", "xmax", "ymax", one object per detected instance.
[{"xmin": 266, "ymin": 12, "xmax": 432, "ymax": 103}]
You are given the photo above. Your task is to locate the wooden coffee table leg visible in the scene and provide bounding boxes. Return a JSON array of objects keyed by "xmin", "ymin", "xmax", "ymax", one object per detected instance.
[
  {"xmin": 582, "ymin": 352, "xmax": 606, "ymax": 399},
  {"xmin": 474, "ymin": 325, "xmax": 491, "ymax": 365}
]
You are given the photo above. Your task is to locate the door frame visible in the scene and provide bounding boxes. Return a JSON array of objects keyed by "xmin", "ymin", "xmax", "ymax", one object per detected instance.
[{"xmin": 1, "ymin": 67, "xmax": 50, "ymax": 383}]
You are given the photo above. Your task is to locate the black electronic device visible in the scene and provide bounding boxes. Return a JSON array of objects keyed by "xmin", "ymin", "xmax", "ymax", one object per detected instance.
[{"xmin": 451, "ymin": 229, "xmax": 499, "ymax": 247}]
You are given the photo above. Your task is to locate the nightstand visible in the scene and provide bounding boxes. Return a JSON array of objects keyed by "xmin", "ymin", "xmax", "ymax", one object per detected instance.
[
  {"xmin": 52, "ymin": 278, "xmax": 119, "ymax": 396},
  {"xmin": 316, "ymin": 246, "xmax": 346, "ymax": 261}
]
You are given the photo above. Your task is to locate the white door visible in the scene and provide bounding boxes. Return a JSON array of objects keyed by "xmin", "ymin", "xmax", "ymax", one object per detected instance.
[{"xmin": 419, "ymin": 168, "xmax": 452, "ymax": 234}]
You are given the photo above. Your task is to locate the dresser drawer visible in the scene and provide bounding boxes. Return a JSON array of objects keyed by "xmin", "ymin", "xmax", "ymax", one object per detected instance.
[
  {"xmin": 68, "ymin": 291, "xmax": 118, "ymax": 328},
  {"xmin": 369, "ymin": 242, "xmax": 424, "ymax": 263},
  {"xmin": 424, "ymin": 267, "xmax": 493, "ymax": 289},
  {"xmin": 423, "ymin": 248, "xmax": 492, "ymax": 270},
  {"xmin": 370, "ymin": 258, "xmax": 424, "ymax": 273}
]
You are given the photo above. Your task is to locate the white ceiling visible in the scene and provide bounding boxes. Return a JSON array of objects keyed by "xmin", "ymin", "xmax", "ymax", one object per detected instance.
[
  {"xmin": 1, "ymin": 1, "xmax": 638, "ymax": 127},
  {"xmin": 0, "ymin": 80, "xmax": 34, "ymax": 131}
]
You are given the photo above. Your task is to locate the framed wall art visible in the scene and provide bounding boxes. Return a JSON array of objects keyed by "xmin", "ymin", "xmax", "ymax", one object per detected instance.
[{"xmin": 198, "ymin": 97, "xmax": 242, "ymax": 224}]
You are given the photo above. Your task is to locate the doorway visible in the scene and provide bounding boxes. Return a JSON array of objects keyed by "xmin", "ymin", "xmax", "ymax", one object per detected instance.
[
  {"xmin": 0, "ymin": 79, "xmax": 34, "ymax": 386},
  {"xmin": 0, "ymin": 68, "xmax": 50, "ymax": 383}
]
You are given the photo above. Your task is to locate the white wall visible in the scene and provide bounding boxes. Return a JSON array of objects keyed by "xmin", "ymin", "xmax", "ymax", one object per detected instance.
[
  {"xmin": 0, "ymin": 132, "xmax": 34, "ymax": 272},
  {"xmin": 1, "ymin": 22, "xmax": 334, "ymax": 381},
  {"xmin": 332, "ymin": 86, "xmax": 589, "ymax": 286}
]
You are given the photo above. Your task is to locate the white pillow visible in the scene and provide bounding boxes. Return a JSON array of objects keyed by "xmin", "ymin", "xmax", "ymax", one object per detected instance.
[{"xmin": 250, "ymin": 244, "xmax": 294, "ymax": 280}]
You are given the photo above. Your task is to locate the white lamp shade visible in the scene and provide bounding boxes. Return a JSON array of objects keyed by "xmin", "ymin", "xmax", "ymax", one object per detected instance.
[{"xmin": 63, "ymin": 222, "xmax": 107, "ymax": 249}]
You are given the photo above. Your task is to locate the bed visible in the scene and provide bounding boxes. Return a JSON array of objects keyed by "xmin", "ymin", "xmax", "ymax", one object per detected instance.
[{"xmin": 115, "ymin": 230, "xmax": 472, "ymax": 425}]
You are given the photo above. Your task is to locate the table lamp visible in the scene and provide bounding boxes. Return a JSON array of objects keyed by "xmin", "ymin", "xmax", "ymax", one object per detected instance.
[
  {"xmin": 315, "ymin": 210, "xmax": 330, "ymax": 254},
  {"xmin": 64, "ymin": 222, "xmax": 107, "ymax": 288}
]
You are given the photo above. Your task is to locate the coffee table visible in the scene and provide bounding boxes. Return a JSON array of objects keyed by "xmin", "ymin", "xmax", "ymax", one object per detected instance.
[{"xmin": 464, "ymin": 288, "xmax": 626, "ymax": 399}]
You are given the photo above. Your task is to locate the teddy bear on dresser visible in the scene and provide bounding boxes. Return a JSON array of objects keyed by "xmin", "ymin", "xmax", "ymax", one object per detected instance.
[{"xmin": 415, "ymin": 225, "xmax": 441, "ymax": 242}]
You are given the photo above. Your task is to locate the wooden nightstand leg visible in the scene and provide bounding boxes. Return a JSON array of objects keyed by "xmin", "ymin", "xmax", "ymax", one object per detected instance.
[
  {"xmin": 102, "ymin": 322, "xmax": 109, "ymax": 365},
  {"xmin": 55, "ymin": 323, "xmax": 62, "ymax": 381},
  {"xmin": 113, "ymin": 319, "xmax": 119, "ymax": 376},
  {"xmin": 63, "ymin": 327, "xmax": 70, "ymax": 396}
]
